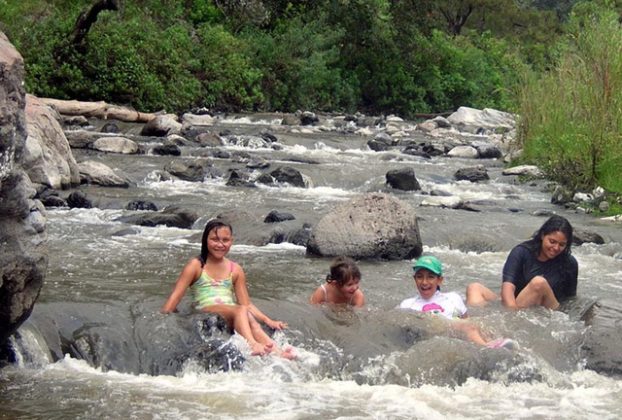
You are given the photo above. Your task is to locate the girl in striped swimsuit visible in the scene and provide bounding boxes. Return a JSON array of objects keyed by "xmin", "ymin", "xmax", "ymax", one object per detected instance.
[{"xmin": 162, "ymin": 219, "xmax": 295, "ymax": 359}]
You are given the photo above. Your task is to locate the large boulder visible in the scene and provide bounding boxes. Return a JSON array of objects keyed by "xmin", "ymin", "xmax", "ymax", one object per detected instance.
[
  {"xmin": 447, "ymin": 107, "xmax": 516, "ymax": 134},
  {"xmin": 581, "ymin": 299, "xmax": 622, "ymax": 376},
  {"xmin": 0, "ymin": 32, "xmax": 48, "ymax": 346},
  {"xmin": 307, "ymin": 193, "xmax": 423, "ymax": 260},
  {"xmin": 140, "ymin": 114, "xmax": 181, "ymax": 137},
  {"xmin": 22, "ymin": 95, "xmax": 81, "ymax": 189},
  {"xmin": 78, "ymin": 160, "xmax": 131, "ymax": 187}
]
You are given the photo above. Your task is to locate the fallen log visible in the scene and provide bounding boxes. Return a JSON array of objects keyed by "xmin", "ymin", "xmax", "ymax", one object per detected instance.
[{"xmin": 36, "ymin": 96, "xmax": 157, "ymax": 123}]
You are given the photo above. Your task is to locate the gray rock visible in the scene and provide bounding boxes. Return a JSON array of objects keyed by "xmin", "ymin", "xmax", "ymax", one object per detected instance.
[
  {"xmin": 64, "ymin": 115, "xmax": 90, "ymax": 127},
  {"xmin": 126, "ymin": 200, "xmax": 158, "ymax": 211},
  {"xmin": 195, "ymin": 132, "xmax": 224, "ymax": 147},
  {"xmin": 573, "ymin": 229, "xmax": 605, "ymax": 245},
  {"xmin": 300, "ymin": 111, "xmax": 319, "ymax": 126},
  {"xmin": 141, "ymin": 114, "xmax": 181, "ymax": 137},
  {"xmin": 472, "ymin": 141, "xmax": 502, "ymax": 159},
  {"xmin": 23, "ymin": 302, "xmax": 243, "ymax": 375},
  {"xmin": 100, "ymin": 122, "xmax": 119, "ymax": 133},
  {"xmin": 264, "ymin": 210, "xmax": 296, "ymax": 223},
  {"xmin": 454, "ymin": 165, "xmax": 489, "ymax": 182},
  {"xmin": 307, "ymin": 193, "xmax": 422, "ymax": 260},
  {"xmin": 448, "ymin": 145, "xmax": 479, "ymax": 159},
  {"xmin": 92, "ymin": 136, "xmax": 139, "ymax": 154},
  {"xmin": 581, "ymin": 299, "xmax": 622, "ymax": 376},
  {"xmin": 226, "ymin": 169, "xmax": 256, "ymax": 187},
  {"xmin": 23, "ymin": 95, "xmax": 81, "ymax": 188},
  {"xmin": 502, "ymin": 165, "xmax": 544, "ymax": 178},
  {"xmin": 599, "ymin": 201, "xmax": 610, "ymax": 212},
  {"xmin": 114, "ymin": 206, "xmax": 199, "ymax": 229},
  {"xmin": 164, "ymin": 159, "xmax": 211, "ymax": 182},
  {"xmin": 0, "ymin": 32, "xmax": 47, "ymax": 344},
  {"xmin": 270, "ymin": 166, "xmax": 306, "ymax": 187},
  {"xmin": 78, "ymin": 160, "xmax": 130, "ymax": 187},
  {"xmin": 152, "ymin": 144, "xmax": 181, "ymax": 156},
  {"xmin": 66, "ymin": 191, "xmax": 93, "ymax": 209},
  {"xmin": 386, "ymin": 168, "xmax": 421, "ymax": 191},
  {"xmin": 447, "ymin": 107, "xmax": 516, "ymax": 134}
]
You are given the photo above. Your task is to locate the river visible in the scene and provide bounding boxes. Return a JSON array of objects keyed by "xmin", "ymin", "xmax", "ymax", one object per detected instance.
[{"xmin": 1, "ymin": 113, "xmax": 622, "ymax": 419}]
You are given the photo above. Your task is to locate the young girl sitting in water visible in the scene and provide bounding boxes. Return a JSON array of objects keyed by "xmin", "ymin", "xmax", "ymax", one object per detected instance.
[
  {"xmin": 310, "ymin": 256, "xmax": 365, "ymax": 307},
  {"xmin": 399, "ymin": 255, "xmax": 514, "ymax": 349},
  {"xmin": 161, "ymin": 219, "xmax": 295, "ymax": 359}
]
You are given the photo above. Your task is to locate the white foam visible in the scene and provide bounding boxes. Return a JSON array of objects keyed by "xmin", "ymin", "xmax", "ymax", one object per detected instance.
[{"xmin": 232, "ymin": 243, "xmax": 306, "ymax": 254}]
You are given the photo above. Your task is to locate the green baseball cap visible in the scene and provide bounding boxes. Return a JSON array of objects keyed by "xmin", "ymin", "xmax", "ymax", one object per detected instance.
[{"xmin": 412, "ymin": 255, "xmax": 443, "ymax": 276}]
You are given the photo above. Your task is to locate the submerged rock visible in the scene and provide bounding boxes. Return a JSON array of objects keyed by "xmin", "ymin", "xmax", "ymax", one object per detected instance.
[
  {"xmin": 14, "ymin": 302, "xmax": 244, "ymax": 375},
  {"xmin": 114, "ymin": 205, "xmax": 198, "ymax": 229},
  {"xmin": 580, "ymin": 299, "xmax": 622, "ymax": 376}
]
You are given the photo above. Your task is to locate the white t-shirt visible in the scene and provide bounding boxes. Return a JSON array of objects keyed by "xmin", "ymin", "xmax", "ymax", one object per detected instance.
[{"xmin": 399, "ymin": 290, "xmax": 467, "ymax": 319}]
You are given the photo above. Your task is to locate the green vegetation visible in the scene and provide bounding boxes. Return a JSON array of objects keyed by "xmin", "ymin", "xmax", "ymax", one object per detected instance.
[
  {"xmin": 1, "ymin": 0, "xmax": 622, "ymax": 197},
  {"xmin": 0, "ymin": 0, "xmax": 560, "ymax": 115},
  {"xmin": 518, "ymin": 5, "xmax": 622, "ymax": 195}
]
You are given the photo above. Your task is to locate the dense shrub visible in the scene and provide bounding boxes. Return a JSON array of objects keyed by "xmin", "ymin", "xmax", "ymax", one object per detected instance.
[
  {"xmin": 0, "ymin": 0, "xmax": 555, "ymax": 117},
  {"xmin": 244, "ymin": 16, "xmax": 357, "ymax": 112},
  {"xmin": 193, "ymin": 24, "xmax": 263, "ymax": 111},
  {"xmin": 518, "ymin": 7, "xmax": 622, "ymax": 194}
]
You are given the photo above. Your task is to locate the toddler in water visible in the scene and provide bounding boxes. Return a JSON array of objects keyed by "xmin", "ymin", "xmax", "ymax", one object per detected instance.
[
  {"xmin": 399, "ymin": 255, "xmax": 515, "ymax": 349},
  {"xmin": 310, "ymin": 256, "xmax": 365, "ymax": 307},
  {"xmin": 161, "ymin": 219, "xmax": 295, "ymax": 359}
]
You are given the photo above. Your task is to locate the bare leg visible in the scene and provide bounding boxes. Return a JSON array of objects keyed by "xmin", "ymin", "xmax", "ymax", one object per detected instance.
[
  {"xmin": 466, "ymin": 282, "xmax": 499, "ymax": 306},
  {"xmin": 248, "ymin": 312, "xmax": 275, "ymax": 351},
  {"xmin": 515, "ymin": 276, "xmax": 560, "ymax": 310},
  {"xmin": 248, "ymin": 312, "xmax": 296, "ymax": 360},
  {"xmin": 449, "ymin": 320, "xmax": 488, "ymax": 346},
  {"xmin": 203, "ymin": 304, "xmax": 271, "ymax": 355}
]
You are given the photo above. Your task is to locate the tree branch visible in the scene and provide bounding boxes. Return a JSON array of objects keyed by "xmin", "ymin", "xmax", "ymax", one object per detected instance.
[{"xmin": 71, "ymin": 0, "xmax": 119, "ymax": 47}]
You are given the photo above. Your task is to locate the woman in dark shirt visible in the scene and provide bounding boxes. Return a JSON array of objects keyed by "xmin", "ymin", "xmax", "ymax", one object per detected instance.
[{"xmin": 466, "ymin": 215, "xmax": 578, "ymax": 310}]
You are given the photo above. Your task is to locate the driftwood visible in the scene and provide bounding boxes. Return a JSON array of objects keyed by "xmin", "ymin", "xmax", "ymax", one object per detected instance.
[{"xmin": 37, "ymin": 97, "xmax": 157, "ymax": 123}]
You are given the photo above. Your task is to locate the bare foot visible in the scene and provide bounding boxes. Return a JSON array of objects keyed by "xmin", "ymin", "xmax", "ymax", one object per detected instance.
[
  {"xmin": 278, "ymin": 346, "xmax": 298, "ymax": 360},
  {"xmin": 250, "ymin": 341, "xmax": 266, "ymax": 356}
]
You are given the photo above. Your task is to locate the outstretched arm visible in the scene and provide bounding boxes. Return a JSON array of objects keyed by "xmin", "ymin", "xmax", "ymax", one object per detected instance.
[
  {"xmin": 161, "ymin": 258, "xmax": 201, "ymax": 313},
  {"xmin": 232, "ymin": 263, "xmax": 287, "ymax": 330}
]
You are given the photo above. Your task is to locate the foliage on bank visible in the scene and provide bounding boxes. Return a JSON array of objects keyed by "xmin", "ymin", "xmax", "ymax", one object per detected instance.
[
  {"xmin": 0, "ymin": 0, "xmax": 565, "ymax": 117},
  {"xmin": 517, "ymin": 5, "xmax": 622, "ymax": 195}
]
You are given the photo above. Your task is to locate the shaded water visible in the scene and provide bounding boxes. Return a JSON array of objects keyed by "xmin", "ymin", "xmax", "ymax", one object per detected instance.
[{"xmin": 2, "ymin": 114, "xmax": 622, "ymax": 419}]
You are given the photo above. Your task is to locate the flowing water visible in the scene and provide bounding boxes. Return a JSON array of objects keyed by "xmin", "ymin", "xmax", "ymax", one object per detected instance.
[{"xmin": 2, "ymin": 114, "xmax": 622, "ymax": 419}]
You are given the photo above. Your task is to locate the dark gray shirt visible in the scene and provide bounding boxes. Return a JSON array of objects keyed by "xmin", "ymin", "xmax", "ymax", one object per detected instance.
[{"xmin": 502, "ymin": 243, "xmax": 578, "ymax": 301}]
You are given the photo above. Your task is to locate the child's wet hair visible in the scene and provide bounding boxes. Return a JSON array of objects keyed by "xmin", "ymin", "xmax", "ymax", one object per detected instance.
[
  {"xmin": 199, "ymin": 219, "xmax": 233, "ymax": 266},
  {"xmin": 327, "ymin": 256, "xmax": 361, "ymax": 286}
]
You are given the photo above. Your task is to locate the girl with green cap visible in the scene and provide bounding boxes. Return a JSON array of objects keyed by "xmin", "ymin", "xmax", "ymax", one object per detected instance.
[{"xmin": 399, "ymin": 255, "xmax": 515, "ymax": 349}]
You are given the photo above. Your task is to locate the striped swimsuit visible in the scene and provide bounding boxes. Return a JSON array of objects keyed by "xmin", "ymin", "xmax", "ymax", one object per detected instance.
[{"xmin": 191, "ymin": 261, "xmax": 236, "ymax": 309}]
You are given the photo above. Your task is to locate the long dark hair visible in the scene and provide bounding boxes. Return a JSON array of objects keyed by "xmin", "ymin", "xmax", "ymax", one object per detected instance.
[
  {"xmin": 326, "ymin": 256, "xmax": 361, "ymax": 286},
  {"xmin": 198, "ymin": 219, "xmax": 233, "ymax": 266},
  {"xmin": 525, "ymin": 215, "xmax": 573, "ymax": 257}
]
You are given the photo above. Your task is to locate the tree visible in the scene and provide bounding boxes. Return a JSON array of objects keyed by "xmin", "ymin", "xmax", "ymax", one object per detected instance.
[{"xmin": 71, "ymin": 0, "xmax": 119, "ymax": 49}]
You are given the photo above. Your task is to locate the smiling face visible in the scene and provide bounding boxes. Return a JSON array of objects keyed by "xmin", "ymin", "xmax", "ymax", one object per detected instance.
[
  {"xmin": 538, "ymin": 230, "xmax": 568, "ymax": 262},
  {"xmin": 339, "ymin": 277, "xmax": 360, "ymax": 297},
  {"xmin": 414, "ymin": 268, "xmax": 443, "ymax": 300},
  {"xmin": 206, "ymin": 226, "xmax": 233, "ymax": 259}
]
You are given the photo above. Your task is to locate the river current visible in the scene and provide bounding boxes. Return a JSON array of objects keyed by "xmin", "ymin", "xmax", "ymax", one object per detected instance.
[{"xmin": 2, "ymin": 114, "xmax": 622, "ymax": 419}]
